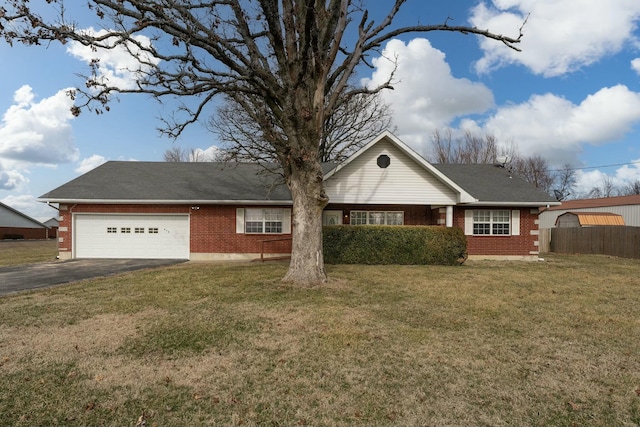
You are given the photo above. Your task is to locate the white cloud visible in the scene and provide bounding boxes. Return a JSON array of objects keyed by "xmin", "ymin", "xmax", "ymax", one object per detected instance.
[
  {"xmin": 75, "ymin": 154, "xmax": 108, "ymax": 174},
  {"xmin": 191, "ymin": 145, "xmax": 224, "ymax": 162},
  {"xmin": 0, "ymin": 85, "xmax": 80, "ymax": 217},
  {"xmin": 362, "ymin": 38, "xmax": 494, "ymax": 151},
  {"xmin": 615, "ymin": 159, "xmax": 640, "ymax": 182},
  {"xmin": 362, "ymin": 37, "xmax": 640, "ymax": 172},
  {"xmin": 1, "ymin": 194, "xmax": 57, "ymax": 222},
  {"xmin": 0, "ymin": 168, "xmax": 28, "ymax": 191},
  {"xmin": 632, "ymin": 58, "xmax": 640, "ymax": 75},
  {"xmin": 67, "ymin": 28, "xmax": 160, "ymax": 90},
  {"xmin": 573, "ymin": 160, "xmax": 640, "ymax": 196},
  {"xmin": 470, "ymin": 0, "xmax": 640, "ymax": 77},
  {"xmin": 0, "ymin": 85, "xmax": 79, "ymax": 165},
  {"xmin": 465, "ymin": 85, "xmax": 640, "ymax": 166}
]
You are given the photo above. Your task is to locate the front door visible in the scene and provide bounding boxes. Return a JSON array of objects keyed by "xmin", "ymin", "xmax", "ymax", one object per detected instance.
[{"xmin": 323, "ymin": 210, "xmax": 343, "ymax": 226}]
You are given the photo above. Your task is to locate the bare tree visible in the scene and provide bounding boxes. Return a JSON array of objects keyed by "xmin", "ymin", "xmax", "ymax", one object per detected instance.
[
  {"xmin": 163, "ymin": 146, "xmax": 188, "ymax": 163},
  {"xmin": 551, "ymin": 163, "xmax": 576, "ymax": 201},
  {"xmin": 431, "ymin": 130, "xmax": 524, "ymax": 165},
  {"xmin": 620, "ymin": 179, "xmax": 640, "ymax": 196},
  {"xmin": 587, "ymin": 176, "xmax": 617, "ymax": 198},
  {"xmin": 511, "ymin": 155, "xmax": 555, "ymax": 194},
  {"xmin": 320, "ymin": 90, "xmax": 395, "ymax": 162},
  {"xmin": 163, "ymin": 146, "xmax": 223, "ymax": 162},
  {"xmin": 583, "ymin": 177, "xmax": 640, "ymax": 198},
  {"xmin": 210, "ymin": 87, "xmax": 394, "ymax": 164},
  {"xmin": 430, "ymin": 129, "xmax": 573, "ymax": 197},
  {"xmin": 431, "ymin": 130, "xmax": 502, "ymax": 164},
  {"xmin": 1, "ymin": 1, "xmax": 523, "ymax": 285}
]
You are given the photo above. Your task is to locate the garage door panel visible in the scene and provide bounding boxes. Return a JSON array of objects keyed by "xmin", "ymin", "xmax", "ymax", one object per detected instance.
[{"xmin": 75, "ymin": 214, "xmax": 189, "ymax": 259}]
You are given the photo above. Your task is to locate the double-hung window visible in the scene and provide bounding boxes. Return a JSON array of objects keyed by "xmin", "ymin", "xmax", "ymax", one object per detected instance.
[
  {"xmin": 245, "ymin": 208, "xmax": 283, "ymax": 233},
  {"xmin": 471, "ymin": 210, "xmax": 511, "ymax": 235},
  {"xmin": 350, "ymin": 211, "xmax": 404, "ymax": 226},
  {"xmin": 238, "ymin": 208, "xmax": 291, "ymax": 234}
]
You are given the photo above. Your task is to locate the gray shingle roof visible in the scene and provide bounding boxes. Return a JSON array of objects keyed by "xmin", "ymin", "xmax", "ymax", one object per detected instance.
[
  {"xmin": 39, "ymin": 160, "xmax": 557, "ymax": 205},
  {"xmin": 40, "ymin": 161, "xmax": 292, "ymax": 202},
  {"xmin": 431, "ymin": 164, "xmax": 558, "ymax": 204}
]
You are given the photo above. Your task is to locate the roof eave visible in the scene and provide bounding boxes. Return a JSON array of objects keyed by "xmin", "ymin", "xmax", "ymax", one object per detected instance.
[
  {"xmin": 462, "ymin": 201, "xmax": 561, "ymax": 207},
  {"xmin": 37, "ymin": 198, "xmax": 293, "ymax": 205}
]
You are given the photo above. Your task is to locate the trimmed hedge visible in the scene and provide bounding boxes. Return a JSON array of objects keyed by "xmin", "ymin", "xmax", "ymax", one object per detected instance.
[
  {"xmin": 323, "ymin": 225, "xmax": 467, "ymax": 265},
  {"xmin": 2, "ymin": 234, "xmax": 24, "ymax": 240}
]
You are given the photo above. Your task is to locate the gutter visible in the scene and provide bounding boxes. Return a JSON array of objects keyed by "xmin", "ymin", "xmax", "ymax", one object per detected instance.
[
  {"xmin": 37, "ymin": 198, "xmax": 294, "ymax": 206},
  {"xmin": 460, "ymin": 201, "xmax": 562, "ymax": 207}
]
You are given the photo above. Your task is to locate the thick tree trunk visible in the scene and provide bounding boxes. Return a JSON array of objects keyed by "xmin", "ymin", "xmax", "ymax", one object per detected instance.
[{"xmin": 282, "ymin": 161, "xmax": 329, "ymax": 286}]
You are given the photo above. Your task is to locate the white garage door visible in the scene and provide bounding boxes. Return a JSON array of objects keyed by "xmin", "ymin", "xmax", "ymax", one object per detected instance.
[{"xmin": 74, "ymin": 214, "xmax": 189, "ymax": 259}]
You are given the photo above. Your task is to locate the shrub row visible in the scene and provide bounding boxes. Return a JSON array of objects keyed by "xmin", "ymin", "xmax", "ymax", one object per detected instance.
[
  {"xmin": 323, "ymin": 225, "xmax": 467, "ymax": 265},
  {"xmin": 2, "ymin": 234, "xmax": 24, "ymax": 240}
]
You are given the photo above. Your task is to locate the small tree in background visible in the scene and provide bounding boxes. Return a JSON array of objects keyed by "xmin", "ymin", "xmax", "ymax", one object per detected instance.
[{"xmin": 163, "ymin": 146, "xmax": 223, "ymax": 162}]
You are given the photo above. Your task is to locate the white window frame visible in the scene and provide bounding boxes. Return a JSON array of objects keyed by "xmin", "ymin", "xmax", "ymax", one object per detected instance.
[
  {"xmin": 349, "ymin": 210, "xmax": 404, "ymax": 226},
  {"xmin": 464, "ymin": 209, "xmax": 520, "ymax": 236},
  {"xmin": 236, "ymin": 208, "xmax": 292, "ymax": 234}
]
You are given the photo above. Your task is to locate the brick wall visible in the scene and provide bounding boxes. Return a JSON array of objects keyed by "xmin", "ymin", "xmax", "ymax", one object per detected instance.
[
  {"xmin": 452, "ymin": 207, "xmax": 540, "ymax": 257},
  {"xmin": 324, "ymin": 204, "xmax": 435, "ymax": 225},
  {"xmin": 57, "ymin": 203, "xmax": 540, "ymax": 259},
  {"xmin": 57, "ymin": 203, "xmax": 292, "ymax": 257},
  {"xmin": 190, "ymin": 205, "xmax": 292, "ymax": 254},
  {"xmin": 0, "ymin": 227, "xmax": 48, "ymax": 240}
]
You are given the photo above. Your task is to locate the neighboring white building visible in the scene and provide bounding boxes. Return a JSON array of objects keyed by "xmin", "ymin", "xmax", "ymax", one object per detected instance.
[{"xmin": 540, "ymin": 195, "xmax": 640, "ymax": 228}]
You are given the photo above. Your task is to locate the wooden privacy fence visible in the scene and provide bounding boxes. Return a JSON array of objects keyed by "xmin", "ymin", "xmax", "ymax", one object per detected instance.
[
  {"xmin": 538, "ymin": 228, "xmax": 551, "ymax": 253},
  {"xmin": 550, "ymin": 226, "xmax": 640, "ymax": 259}
]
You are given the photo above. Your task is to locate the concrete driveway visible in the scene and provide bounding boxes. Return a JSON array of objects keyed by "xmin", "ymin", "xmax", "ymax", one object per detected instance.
[{"xmin": 0, "ymin": 259, "xmax": 186, "ymax": 296}]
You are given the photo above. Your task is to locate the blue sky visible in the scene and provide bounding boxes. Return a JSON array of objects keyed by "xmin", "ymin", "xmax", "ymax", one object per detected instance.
[{"xmin": 1, "ymin": 0, "xmax": 640, "ymax": 220}]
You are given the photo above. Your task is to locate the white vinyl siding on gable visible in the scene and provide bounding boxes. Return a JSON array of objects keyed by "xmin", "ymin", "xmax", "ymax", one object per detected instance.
[{"xmin": 324, "ymin": 139, "xmax": 457, "ymax": 205}]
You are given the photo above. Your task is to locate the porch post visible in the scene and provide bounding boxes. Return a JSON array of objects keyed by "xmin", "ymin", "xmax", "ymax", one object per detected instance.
[{"xmin": 446, "ymin": 206, "xmax": 453, "ymax": 227}]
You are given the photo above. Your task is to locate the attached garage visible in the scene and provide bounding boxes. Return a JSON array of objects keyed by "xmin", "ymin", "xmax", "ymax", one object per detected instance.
[{"xmin": 74, "ymin": 214, "xmax": 189, "ymax": 259}]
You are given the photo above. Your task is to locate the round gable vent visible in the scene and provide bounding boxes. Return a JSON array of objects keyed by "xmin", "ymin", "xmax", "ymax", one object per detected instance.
[{"xmin": 377, "ymin": 154, "xmax": 390, "ymax": 168}]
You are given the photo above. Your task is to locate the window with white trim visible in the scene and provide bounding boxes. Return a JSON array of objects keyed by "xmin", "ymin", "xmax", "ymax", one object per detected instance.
[
  {"xmin": 349, "ymin": 211, "xmax": 404, "ymax": 226},
  {"xmin": 473, "ymin": 210, "xmax": 510, "ymax": 235},
  {"xmin": 107, "ymin": 227, "xmax": 117, "ymax": 234},
  {"xmin": 245, "ymin": 208, "xmax": 284, "ymax": 234}
]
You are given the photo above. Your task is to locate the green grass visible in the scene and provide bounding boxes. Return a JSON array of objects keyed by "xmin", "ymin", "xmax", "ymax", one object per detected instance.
[
  {"xmin": 0, "ymin": 240, "xmax": 58, "ymax": 266},
  {"xmin": 0, "ymin": 254, "xmax": 639, "ymax": 425}
]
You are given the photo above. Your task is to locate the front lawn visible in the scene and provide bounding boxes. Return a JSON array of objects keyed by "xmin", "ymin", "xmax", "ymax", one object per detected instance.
[
  {"xmin": 0, "ymin": 239, "xmax": 58, "ymax": 266},
  {"xmin": 0, "ymin": 255, "xmax": 639, "ymax": 425}
]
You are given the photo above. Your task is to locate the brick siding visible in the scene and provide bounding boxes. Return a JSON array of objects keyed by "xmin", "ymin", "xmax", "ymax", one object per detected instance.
[
  {"xmin": 190, "ymin": 205, "xmax": 292, "ymax": 254},
  {"xmin": 0, "ymin": 227, "xmax": 48, "ymax": 240},
  {"xmin": 324, "ymin": 204, "xmax": 435, "ymax": 225},
  {"xmin": 57, "ymin": 203, "xmax": 539, "ymax": 258},
  {"xmin": 452, "ymin": 207, "xmax": 540, "ymax": 257},
  {"xmin": 57, "ymin": 203, "xmax": 292, "ymax": 256},
  {"xmin": 326, "ymin": 204, "xmax": 540, "ymax": 257}
]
